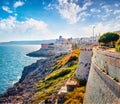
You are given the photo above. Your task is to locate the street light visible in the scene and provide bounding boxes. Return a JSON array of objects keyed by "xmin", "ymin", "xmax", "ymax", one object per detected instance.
[{"xmin": 93, "ymin": 26, "xmax": 95, "ymax": 42}]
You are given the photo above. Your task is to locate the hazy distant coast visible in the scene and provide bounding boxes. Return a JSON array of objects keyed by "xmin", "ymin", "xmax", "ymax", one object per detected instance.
[{"xmin": 0, "ymin": 40, "xmax": 55, "ymax": 45}]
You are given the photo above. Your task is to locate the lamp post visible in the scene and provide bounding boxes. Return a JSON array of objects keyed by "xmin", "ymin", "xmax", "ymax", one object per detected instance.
[{"xmin": 93, "ymin": 26, "xmax": 95, "ymax": 42}]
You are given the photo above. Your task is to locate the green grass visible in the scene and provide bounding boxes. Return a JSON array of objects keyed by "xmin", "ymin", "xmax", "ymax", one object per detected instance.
[
  {"xmin": 115, "ymin": 45, "xmax": 120, "ymax": 52},
  {"xmin": 32, "ymin": 49, "xmax": 80, "ymax": 104},
  {"xmin": 115, "ymin": 39, "xmax": 120, "ymax": 52},
  {"xmin": 46, "ymin": 68, "xmax": 71, "ymax": 81},
  {"xmin": 34, "ymin": 65, "xmax": 77, "ymax": 104},
  {"xmin": 52, "ymin": 49, "xmax": 80, "ymax": 71},
  {"xmin": 64, "ymin": 87, "xmax": 86, "ymax": 104}
]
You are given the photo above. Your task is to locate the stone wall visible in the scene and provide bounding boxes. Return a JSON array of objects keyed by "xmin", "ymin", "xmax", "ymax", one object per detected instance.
[
  {"xmin": 76, "ymin": 47, "xmax": 92, "ymax": 80},
  {"xmin": 84, "ymin": 48, "xmax": 120, "ymax": 104},
  {"xmin": 92, "ymin": 48, "xmax": 120, "ymax": 81}
]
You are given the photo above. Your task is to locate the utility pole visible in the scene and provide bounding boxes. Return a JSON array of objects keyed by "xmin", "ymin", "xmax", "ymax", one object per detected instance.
[{"xmin": 93, "ymin": 26, "xmax": 95, "ymax": 42}]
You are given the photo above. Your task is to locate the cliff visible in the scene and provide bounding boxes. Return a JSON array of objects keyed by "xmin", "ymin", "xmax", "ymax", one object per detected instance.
[
  {"xmin": 0, "ymin": 49, "xmax": 80, "ymax": 104},
  {"xmin": 26, "ymin": 48, "xmax": 55, "ymax": 57},
  {"xmin": 0, "ymin": 55, "xmax": 62, "ymax": 103}
]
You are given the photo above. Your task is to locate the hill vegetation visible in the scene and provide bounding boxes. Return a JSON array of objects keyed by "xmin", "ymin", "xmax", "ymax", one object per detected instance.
[
  {"xmin": 31, "ymin": 49, "xmax": 81, "ymax": 104},
  {"xmin": 64, "ymin": 87, "xmax": 85, "ymax": 104}
]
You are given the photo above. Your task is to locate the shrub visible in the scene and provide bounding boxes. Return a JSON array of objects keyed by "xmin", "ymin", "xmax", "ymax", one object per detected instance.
[
  {"xmin": 69, "ymin": 55, "xmax": 78, "ymax": 62},
  {"xmin": 113, "ymin": 77, "xmax": 119, "ymax": 82},
  {"xmin": 52, "ymin": 65, "xmax": 59, "ymax": 71},
  {"xmin": 116, "ymin": 39, "xmax": 120, "ymax": 52},
  {"xmin": 77, "ymin": 78, "xmax": 87, "ymax": 86},
  {"xmin": 64, "ymin": 87, "xmax": 85, "ymax": 104},
  {"xmin": 102, "ymin": 70, "xmax": 105, "ymax": 72},
  {"xmin": 68, "ymin": 61, "xmax": 75, "ymax": 67},
  {"xmin": 46, "ymin": 68, "xmax": 71, "ymax": 81}
]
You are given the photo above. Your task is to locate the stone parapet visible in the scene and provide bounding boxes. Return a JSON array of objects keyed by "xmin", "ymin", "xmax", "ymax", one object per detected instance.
[
  {"xmin": 92, "ymin": 47, "xmax": 120, "ymax": 81},
  {"xmin": 84, "ymin": 47, "xmax": 120, "ymax": 104}
]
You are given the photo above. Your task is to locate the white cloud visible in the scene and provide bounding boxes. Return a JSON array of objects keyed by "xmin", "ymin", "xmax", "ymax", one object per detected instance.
[
  {"xmin": 96, "ymin": 21, "xmax": 120, "ymax": 34},
  {"xmin": 81, "ymin": 18, "xmax": 85, "ymax": 22},
  {"xmin": 79, "ymin": 12, "xmax": 90, "ymax": 19},
  {"xmin": 61, "ymin": 20, "xmax": 120, "ymax": 38},
  {"xmin": 113, "ymin": 10, "xmax": 120, "ymax": 14},
  {"xmin": 2, "ymin": 6, "xmax": 13, "ymax": 13},
  {"xmin": 101, "ymin": 5, "xmax": 113, "ymax": 21},
  {"xmin": 90, "ymin": 8, "xmax": 101, "ymax": 13},
  {"xmin": 101, "ymin": 5, "xmax": 112, "ymax": 14},
  {"xmin": 0, "ymin": 16, "xmax": 16, "ymax": 30},
  {"xmin": 0, "ymin": 16, "xmax": 52, "ymax": 39},
  {"xmin": 14, "ymin": 1, "xmax": 24, "ymax": 8},
  {"xmin": 116, "ymin": 15, "xmax": 120, "ymax": 19},
  {"xmin": 114, "ymin": 3, "xmax": 120, "ymax": 7},
  {"xmin": 57, "ymin": 0, "xmax": 92, "ymax": 24}
]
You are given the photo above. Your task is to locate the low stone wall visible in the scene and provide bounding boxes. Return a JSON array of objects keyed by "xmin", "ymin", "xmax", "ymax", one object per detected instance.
[
  {"xmin": 84, "ymin": 48, "xmax": 120, "ymax": 104},
  {"xmin": 93, "ymin": 48, "xmax": 120, "ymax": 81}
]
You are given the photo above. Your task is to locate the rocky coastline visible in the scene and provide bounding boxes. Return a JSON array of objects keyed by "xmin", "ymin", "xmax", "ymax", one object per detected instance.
[
  {"xmin": 26, "ymin": 48, "xmax": 55, "ymax": 57},
  {"xmin": 0, "ymin": 54, "xmax": 64, "ymax": 103}
]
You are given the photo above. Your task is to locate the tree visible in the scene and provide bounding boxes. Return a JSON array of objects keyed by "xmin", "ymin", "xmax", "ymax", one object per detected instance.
[{"xmin": 98, "ymin": 32, "xmax": 119, "ymax": 47}]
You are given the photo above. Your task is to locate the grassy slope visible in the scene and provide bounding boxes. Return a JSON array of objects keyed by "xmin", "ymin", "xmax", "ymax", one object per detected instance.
[
  {"xmin": 64, "ymin": 87, "xmax": 85, "ymax": 104},
  {"xmin": 32, "ymin": 49, "xmax": 80, "ymax": 104}
]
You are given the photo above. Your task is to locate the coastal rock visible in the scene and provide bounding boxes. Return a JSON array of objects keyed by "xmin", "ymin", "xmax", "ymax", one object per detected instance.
[
  {"xmin": 19, "ymin": 59, "xmax": 45, "ymax": 83},
  {"xmin": 26, "ymin": 48, "xmax": 55, "ymax": 57},
  {"xmin": 0, "ymin": 55, "xmax": 62, "ymax": 103}
]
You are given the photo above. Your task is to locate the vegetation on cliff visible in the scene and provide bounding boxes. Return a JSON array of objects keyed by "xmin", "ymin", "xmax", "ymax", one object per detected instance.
[
  {"xmin": 0, "ymin": 48, "xmax": 86, "ymax": 104},
  {"xmin": 32, "ymin": 49, "xmax": 80, "ymax": 104},
  {"xmin": 64, "ymin": 86, "xmax": 85, "ymax": 104}
]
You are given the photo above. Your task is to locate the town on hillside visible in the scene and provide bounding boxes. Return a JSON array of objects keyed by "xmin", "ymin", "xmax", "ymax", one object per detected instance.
[{"xmin": 40, "ymin": 35, "xmax": 100, "ymax": 55}]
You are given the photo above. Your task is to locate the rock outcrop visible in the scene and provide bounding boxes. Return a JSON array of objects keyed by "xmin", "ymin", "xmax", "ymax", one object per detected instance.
[
  {"xmin": 26, "ymin": 48, "xmax": 55, "ymax": 57},
  {"xmin": 0, "ymin": 55, "xmax": 63, "ymax": 103}
]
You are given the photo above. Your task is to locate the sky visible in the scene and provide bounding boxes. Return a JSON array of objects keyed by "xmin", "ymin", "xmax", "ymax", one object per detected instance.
[{"xmin": 0, "ymin": 0, "xmax": 120, "ymax": 42}]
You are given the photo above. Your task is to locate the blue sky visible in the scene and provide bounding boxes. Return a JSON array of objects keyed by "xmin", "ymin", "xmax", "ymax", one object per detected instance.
[{"xmin": 0, "ymin": 0, "xmax": 120, "ymax": 42}]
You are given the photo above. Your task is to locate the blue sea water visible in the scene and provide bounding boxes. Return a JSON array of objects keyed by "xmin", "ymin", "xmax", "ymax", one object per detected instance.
[{"xmin": 0, "ymin": 45, "xmax": 42, "ymax": 94}]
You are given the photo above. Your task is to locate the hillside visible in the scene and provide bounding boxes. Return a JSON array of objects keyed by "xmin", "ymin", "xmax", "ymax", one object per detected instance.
[{"xmin": 0, "ymin": 49, "xmax": 86, "ymax": 104}]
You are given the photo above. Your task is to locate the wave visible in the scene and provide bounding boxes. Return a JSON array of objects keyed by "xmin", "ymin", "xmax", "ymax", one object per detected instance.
[{"xmin": 12, "ymin": 76, "xmax": 21, "ymax": 85}]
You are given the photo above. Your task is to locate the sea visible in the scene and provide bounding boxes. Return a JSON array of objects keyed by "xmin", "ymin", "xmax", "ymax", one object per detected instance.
[{"xmin": 0, "ymin": 45, "xmax": 43, "ymax": 94}]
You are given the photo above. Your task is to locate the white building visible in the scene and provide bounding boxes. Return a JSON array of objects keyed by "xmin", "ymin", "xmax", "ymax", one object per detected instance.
[
  {"xmin": 54, "ymin": 36, "xmax": 72, "ymax": 54},
  {"xmin": 78, "ymin": 35, "xmax": 100, "ymax": 44}
]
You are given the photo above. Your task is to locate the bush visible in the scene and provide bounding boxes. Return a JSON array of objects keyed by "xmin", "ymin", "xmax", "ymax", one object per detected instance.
[
  {"xmin": 77, "ymin": 78, "xmax": 87, "ymax": 86},
  {"xmin": 52, "ymin": 65, "xmax": 59, "ymax": 71},
  {"xmin": 46, "ymin": 69, "xmax": 71, "ymax": 81},
  {"xmin": 68, "ymin": 61, "xmax": 75, "ymax": 67},
  {"xmin": 116, "ymin": 39, "xmax": 120, "ymax": 52},
  {"xmin": 69, "ymin": 55, "xmax": 78, "ymax": 62},
  {"xmin": 64, "ymin": 87, "xmax": 85, "ymax": 104},
  {"xmin": 113, "ymin": 77, "xmax": 119, "ymax": 82}
]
